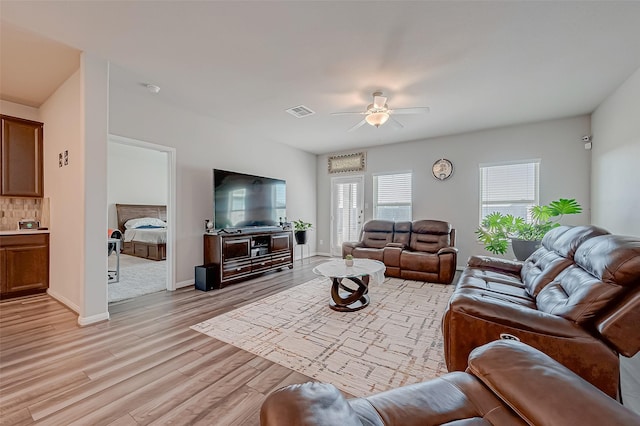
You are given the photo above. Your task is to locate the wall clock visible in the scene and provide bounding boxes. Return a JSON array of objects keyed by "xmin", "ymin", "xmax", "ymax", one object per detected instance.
[{"xmin": 432, "ymin": 158, "xmax": 453, "ymax": 180}]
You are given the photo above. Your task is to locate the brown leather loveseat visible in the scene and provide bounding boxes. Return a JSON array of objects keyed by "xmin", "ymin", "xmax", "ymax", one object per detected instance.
[
  {"xmin": 260, "ymin": 340, "xmax": 640, "ymax": 426},
  {"xmin": 443, "ymin": 225, "xmax": 640, "ymax": 399},
  {"xmin": 342, "ymin": 220, "xmax": 458, "ymax": 284}
]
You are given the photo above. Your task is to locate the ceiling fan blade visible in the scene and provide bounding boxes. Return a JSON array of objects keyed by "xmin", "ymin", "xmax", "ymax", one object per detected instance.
[
  {"xmin": 388, "ymin": 116, "xmax": 404, "ymax": 129},
  {"xmin": 389, "ymin": 107, "xmax": 430, "ymax": 115},
  {"xmin": 373, "ymin": 95, "xmax": 387, "ymax": 109},
  {"xmin": 347, "ymin": 118, "xmax": 368, "ymax": 132},
  {"xmin": 331, "ymin": 111, "xmax": 367, "ymax": 116}
]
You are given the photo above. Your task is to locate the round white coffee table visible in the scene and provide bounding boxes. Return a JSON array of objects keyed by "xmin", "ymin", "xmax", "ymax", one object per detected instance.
[{"xmin": 312, "ymin": 258, "xmax": 386, "ymax": 312}]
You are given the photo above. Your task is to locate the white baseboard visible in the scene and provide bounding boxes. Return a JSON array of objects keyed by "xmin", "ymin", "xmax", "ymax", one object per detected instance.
[
  {"xmin": 47, "ymin": 288, "xmax": 80, "ymax": 314},
  {"xmin": 47, "ymin": 289, "xmax": 109, "ymax": 326},
  {"xmin": 176, "ymin": 279, "xmax": 194, "ymax": 289},
  {"xmin": 78, "ymin": 311, "xmax": 110, "ymax": 326},
  {"xmin": 315, "ymin": 251, "xmax": 332, "ymax": 257}
]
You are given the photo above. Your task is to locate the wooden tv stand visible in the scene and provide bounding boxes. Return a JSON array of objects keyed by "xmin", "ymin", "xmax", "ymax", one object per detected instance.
[{"xmin": 203, "ymin": 229, "xmax": 293, "ymax": 289}]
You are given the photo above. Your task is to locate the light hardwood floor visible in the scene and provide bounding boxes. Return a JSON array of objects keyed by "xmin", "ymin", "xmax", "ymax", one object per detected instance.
[
  {"xmin": 0, "ymin": 257, "xmax": 335, "ymax": 426},
  {"xmin": 3, "ymin": 258, "xmax": 637, "ymax": 425}
]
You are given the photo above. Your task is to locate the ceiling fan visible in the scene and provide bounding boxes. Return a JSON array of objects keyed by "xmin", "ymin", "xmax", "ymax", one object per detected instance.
[{"xmin": 331, "ymin": 91, "xmax": 430, "ymax": 132}]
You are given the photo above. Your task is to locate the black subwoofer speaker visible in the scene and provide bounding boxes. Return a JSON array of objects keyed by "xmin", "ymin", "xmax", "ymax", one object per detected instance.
[{"xmin": 195, "ymin": 264, "xmax": 219, "ymax": 291}]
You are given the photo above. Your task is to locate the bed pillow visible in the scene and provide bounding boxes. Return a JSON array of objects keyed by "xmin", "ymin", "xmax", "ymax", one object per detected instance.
[{"xmin": 124, "ymin": 217, "xmax": 167, "ymax": 229}]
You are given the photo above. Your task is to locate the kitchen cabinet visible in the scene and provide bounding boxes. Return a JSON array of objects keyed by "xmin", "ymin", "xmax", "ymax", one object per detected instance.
[
  {"xmin": 1, "ymin": 115, "xmax": 44, "ymax": 197},
  {"xmin": 0, "ymin": 233, "xmax": 49, "ymax": 299}
]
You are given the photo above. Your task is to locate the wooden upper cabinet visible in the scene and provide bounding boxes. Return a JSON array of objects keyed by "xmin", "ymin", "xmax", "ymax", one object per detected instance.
[{"xmin": 0, "ymin": 115, "xmax": 44, "ymax": 197}]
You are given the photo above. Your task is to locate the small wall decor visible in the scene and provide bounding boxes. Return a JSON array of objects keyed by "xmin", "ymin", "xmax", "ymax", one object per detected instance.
[
  {"xmin": 328, "ymin": 152, "xmax": 366, "ymax": 174},
  {"xmin": 432, "ymin": 158, "xmax": 454, "ymax": 180}
]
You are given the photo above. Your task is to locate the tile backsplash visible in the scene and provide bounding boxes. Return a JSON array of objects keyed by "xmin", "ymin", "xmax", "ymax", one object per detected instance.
[{"xmin": 0, "ymin": 197, "xmax": 50, "ymax": 231}]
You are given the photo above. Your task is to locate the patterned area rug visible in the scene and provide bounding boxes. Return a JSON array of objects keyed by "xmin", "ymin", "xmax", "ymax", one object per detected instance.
[
  {"xmin": 108, "ymin": 254, "xmax": 166, "ymax": 302},
  {"xmin": 191, "ymin": 276, "xmax": 454, "ymax": 397}
]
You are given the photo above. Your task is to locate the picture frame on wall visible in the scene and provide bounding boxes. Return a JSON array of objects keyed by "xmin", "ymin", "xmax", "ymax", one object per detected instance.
[{"xmin": 328, "ymin": 152, "xmax": 366, "ymax": 174}]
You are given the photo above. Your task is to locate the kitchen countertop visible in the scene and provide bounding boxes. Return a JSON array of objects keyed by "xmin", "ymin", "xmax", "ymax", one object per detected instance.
[{"xmin": 0, "ymin": 229, "xmax": 50, "ymax": 236}]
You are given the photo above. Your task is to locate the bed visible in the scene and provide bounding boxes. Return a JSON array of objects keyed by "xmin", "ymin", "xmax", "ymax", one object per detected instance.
[{"xmin": 116, "ymin": 204, "xmax": 167, "ymax": 261}]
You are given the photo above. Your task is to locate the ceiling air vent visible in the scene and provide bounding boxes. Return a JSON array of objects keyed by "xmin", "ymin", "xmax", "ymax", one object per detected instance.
[{"xmin": 286, "ymin": 105, "xmax": 315, "ymax": 118}]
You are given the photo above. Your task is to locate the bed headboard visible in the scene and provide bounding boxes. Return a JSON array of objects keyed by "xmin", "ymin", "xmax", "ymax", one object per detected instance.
[{"xmin": 116, "ymin": 204, "xmax": 167, "ymax": 232}]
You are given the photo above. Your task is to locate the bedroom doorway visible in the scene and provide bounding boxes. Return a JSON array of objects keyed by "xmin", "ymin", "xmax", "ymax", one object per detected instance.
[{"xmin": 107, "ymin": 134, "xmax": 176, "ymax": 303}]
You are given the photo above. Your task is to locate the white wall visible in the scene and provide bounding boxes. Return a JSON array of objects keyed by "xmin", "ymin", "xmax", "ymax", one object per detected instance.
[
  {"xmin": 107, "ymin": 142, "xmax": 168, "ymax": 228},
  {"xmin": 80, "ymin": 53, "xmax": 109, "ymax": 325},
  {"xmin": 591, "ymin": 65, "xmax": 640, "ymax": 414},
  {"xmin": 591, "ymin": 67, "xmax": 640, "ymax": 237},
  {"xmin": 316, "ymin": 116, "xmax": 592, "ymax": 266},
  {"xmin": 39, "ymin": 69, "xmax": 84, "ymax": 312},
  {"xmin": 108, "ymin": 84, "xmax": 317, "ymax": 285},
  {"xmin": 0, "ymin": 100, "xmax": 40, "ymax": 121}
]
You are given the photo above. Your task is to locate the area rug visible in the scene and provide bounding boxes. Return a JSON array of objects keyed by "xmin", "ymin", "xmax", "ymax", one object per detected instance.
[
  {"xmin": 191, "ymin": 276, "xmax": 454, "ymax": 397},
  {"xmin": 108, "ymin": 254, "xmax": 166, "ymax": 302}
]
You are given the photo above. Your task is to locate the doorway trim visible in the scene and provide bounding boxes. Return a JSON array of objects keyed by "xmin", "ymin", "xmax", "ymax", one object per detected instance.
[{"xmin": 108, "ymin": 134, "xmax": 177, "ymax": 292}]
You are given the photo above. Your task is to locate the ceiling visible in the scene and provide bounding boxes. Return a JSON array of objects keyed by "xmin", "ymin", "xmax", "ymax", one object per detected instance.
[
  {"xmin": 1, "ymin": 1, "xmax": 640, "ymax": 154},
  {"xmin": 0, "ymin": 22, "xmax": 80, "ymax": 107}
]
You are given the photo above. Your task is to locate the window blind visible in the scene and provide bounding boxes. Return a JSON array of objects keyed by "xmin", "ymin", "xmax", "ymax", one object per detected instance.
[
  {"xmin": 480, "ymin": 161, "xmax": 539, "ymax": 222},
  {"xmin": 374, "ymin": 172, "xmax": 412, "ymax": 221}
]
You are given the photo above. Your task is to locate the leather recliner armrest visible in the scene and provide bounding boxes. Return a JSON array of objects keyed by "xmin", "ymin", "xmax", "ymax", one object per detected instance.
[
  {"xmin": 467, "ymin": 341, "xmax": 640, "ymax": 426},
  {"xmin": 342, "ymin": 241, "xmax": 363, "ymax": 257},
  {"xmin": 437, "ymin": 247, "xmax": 458, "ymax": 255},
  {"xmin": 467, "ymin": 255, "xmax": 523, "ymax": 274},
  {"xmin": 343, "ymin": 241, "xmax": 363, "ymax": 249},
  {"xmin": 386, "ymin": 242, "xmax": 405, "ymax": 248},
  {"xmin": 260, "ymin": 382, "xmax": 364, "ymax": 426},
  {"xmin": 383, "ymin": 244, "xmax": 403, "ymax": 267}
]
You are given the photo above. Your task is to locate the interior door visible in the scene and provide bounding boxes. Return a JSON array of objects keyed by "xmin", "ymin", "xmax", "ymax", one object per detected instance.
[{"xmin": 330, "ymin": 176, "xmax": 364, "ymax": 256}]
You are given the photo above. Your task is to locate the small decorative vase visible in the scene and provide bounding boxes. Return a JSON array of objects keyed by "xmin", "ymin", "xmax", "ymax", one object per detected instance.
[{"xmin": 345, "ymin": 258, "xmax": 354, "ymax": 267}]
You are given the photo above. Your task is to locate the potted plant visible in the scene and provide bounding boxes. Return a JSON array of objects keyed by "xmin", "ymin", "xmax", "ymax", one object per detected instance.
[
  {"xmin": 293, "ymin": 219, "xmax": 312, "ymax": 245},
  {"xmin": 344, "ymin": 254, "xmax": 354, "ymax": 267},
  {"xmin": 476, "ymin": 198, "xmax": 582, "ymax": 260}
]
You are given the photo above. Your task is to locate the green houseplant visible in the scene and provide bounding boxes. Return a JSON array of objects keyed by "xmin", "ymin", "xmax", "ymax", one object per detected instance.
[
  {"xmin": 476, "ymin": 198, "xmax": 582, "ymax": 260},
  {"xmin": 293, "ymin": 220, "xmax": 313, "ymax": 245}
]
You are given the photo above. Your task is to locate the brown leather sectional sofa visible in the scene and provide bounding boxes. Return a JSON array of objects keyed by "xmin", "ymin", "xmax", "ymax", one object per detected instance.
[
  {"xmin": 260, "ymin": 340, "xmax": 640, "ymax": 426},
  {"xmin": 342, "ymin": 219, "xmax": 458, "ymax": 284},
  {"xmin": 443, "ymin": 225, "xmax": 640, "ymax": 399}
]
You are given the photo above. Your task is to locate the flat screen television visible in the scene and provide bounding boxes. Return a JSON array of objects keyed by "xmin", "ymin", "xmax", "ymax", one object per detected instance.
[{"xmin": 213, "ymin": 169, "xmax": 286, "ymax": 229}]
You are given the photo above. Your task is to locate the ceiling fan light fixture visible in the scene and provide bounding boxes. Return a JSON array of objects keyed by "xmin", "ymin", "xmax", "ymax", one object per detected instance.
[
  {"xmin": 145, "ymin": 83, "xmax": 161, "ymax": 94},
  {"xmin": 365, "ymin": 111, "xmax": 389, "ymax": 128}
]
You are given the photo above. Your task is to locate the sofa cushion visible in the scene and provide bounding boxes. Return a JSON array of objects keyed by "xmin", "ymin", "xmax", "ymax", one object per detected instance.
[
  {"xmin": 536, "ymin": 235, "xmax": 640, "ymax": 324},
  {"xmin": 521, "ymin": 249, "xmax": 573, "ymax": 297},
  {"xmin": 352, "ymin": 247, "xmax": 384, "ymax": 262},
  {"xmin": 409, "ymin": 220, "xmax": 451, "ymax": 252},
  {"xmin": 520, "ymin": 225, "xmax": 610, "ymax": 297},
  {"xmin": 549, "ymin": 225, "xmax": 610, "ymax": 259},
  {"xmin": 400, "ymin": 250, "xmax": 439, "ymax": 273},
  {"xmin": 575, "ymin": 235, "xmax": 640, "ymax": 288},
  {"xmin": 393, "ymin": 221, "xmax": 412, "ymax": 246},
  {"xmin": 458, "ymin": 258, "xmax": 527, "ymax": 299},
  {"xmin": 361, "ymin": 220, "xmax": 394, "ymax": 248},
  {"xmin": 457, "ymin": 274, "xmax": 531, "ymax": 301}
]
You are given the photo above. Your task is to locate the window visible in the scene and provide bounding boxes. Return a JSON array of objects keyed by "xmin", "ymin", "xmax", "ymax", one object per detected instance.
[
  {"xmin": 480, "ymin": 160, "xmax": 539, "ymax": 223},
  {"xmin": 374, "ymin": 172, "xmax": 412, "ymax": 221}
]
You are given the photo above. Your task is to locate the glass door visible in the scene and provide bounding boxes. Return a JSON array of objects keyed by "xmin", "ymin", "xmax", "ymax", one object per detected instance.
[{"xmin": 330, "ymin": 176, "xmax": 364, "ymax": 256}]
